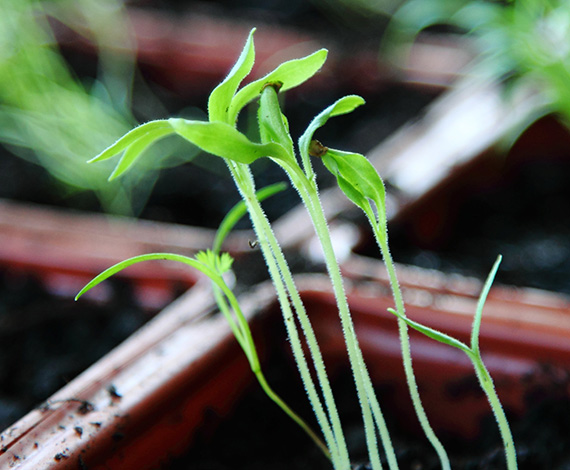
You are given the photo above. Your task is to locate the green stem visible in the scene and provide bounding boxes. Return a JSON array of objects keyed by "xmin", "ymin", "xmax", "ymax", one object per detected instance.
[
  {"xmin": 295, "ymin": 176, "xmax": 398, "ymax": 470},
  {"xmin": 227, "ymin": 161, "xmax": 350, "ymax": 468},
  {"xmin": 254, "ymin": 369, "xmax": 332, "ymax": 459},
  {"xmin": 470, "ymin": 355, "xmax": 517, "ymax": 470},
  {"xmin": 211, "ymin": 282, "xmax": 331, "ymax": 460},
  {"xmin": 372, "ymin": 224, "xmax": 451, "ymax": 470}
]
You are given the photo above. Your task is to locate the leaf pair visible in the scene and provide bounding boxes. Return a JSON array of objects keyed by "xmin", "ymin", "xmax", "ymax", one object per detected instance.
[
  {"xmin": 388, "ymin": 255, "xmax": 503, "ymax": 359},
  {"xmin": 89, "ymin": 29, "xmax": 328, "ymax": 180}
]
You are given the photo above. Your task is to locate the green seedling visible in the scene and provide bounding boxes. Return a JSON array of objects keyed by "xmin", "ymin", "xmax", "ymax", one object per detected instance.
[
  {"xmin": 78, "ymin": 29, "xmax": 516, "ymax": 469},
  {"xmin": 75, "ymin": 245, "xmax": 329, "ymax": 459},
  {"xmin": 384, "ymin": 0, "xmax": 570, "ymax": 138},
  {"xmin": 387, "ymin": 255, "xmax": 517, "ymax": 470}
]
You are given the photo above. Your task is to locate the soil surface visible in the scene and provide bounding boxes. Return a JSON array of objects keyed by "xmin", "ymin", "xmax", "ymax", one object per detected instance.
[{"xmin": 0, "ymin": 269, "xmax": 152, "ymax": 431}]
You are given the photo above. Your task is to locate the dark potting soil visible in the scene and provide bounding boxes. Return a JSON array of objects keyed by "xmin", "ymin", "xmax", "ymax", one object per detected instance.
[
  {"xmin": 0, "ymin": 269, "xmax": 152, "ymax": 432},
  {"xmin": 167, "ymin": 334, "xmax": 570, "ymax": 470}
]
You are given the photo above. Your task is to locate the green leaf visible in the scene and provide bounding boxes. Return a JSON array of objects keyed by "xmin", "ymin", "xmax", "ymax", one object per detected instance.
[
  {"xmin": 322, "ymin": 149, "xmax": 387, "ymax": 229},
  {"xmin": 75, "ymin": 252, "xmax": 227, "ymax": 300},
  {"xmin": 213, "ymin": 181, "xmax": 287, "ymax": 254},
  {"xmin": 228, "ymin": 49, "xmax": 328, "ymax": 123},
  {"xmin": 208, "ymin": 28, "xmax": 256, "ymax": 124},
  {"xmin": 108, "ymin": 125, "xmax": 175, "ymax": 180},
  {"xmin": 471, "ymin": 255, "xmax": 502, "ymax": 353},
  {"xmin": 88, "ymin": 120, "xmax": 172, "ymax": 163},
  {"xmin": 258, "ymin": 84, "xmax": 294, "ymax": 152},
  {"xmin": 169, "ymin": 118, "xmax": 290, "ymax": 164},
  {"xmin": 387, "ymin": 308, "xmax": 471, "ymax": 355},
  {"xmin": 299, "ymin": 95, "xmax": 365, "ymax": 171},
  {"xmin": 195, "ymin": 249, "xmax": 234, "ymax": 274}
]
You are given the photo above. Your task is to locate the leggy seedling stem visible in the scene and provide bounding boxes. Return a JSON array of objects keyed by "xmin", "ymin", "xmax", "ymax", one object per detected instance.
[
  {"xmin": 258, "ymin": 84, "xmax": 394, "ymax": 470},
  {"xmin": 226, "ymin": 160, "xmax": 348, "ymax": 466},
  {"xmin": 388, "ymin": 255, "xmax": 518, "ymax": 470},
  {"xmin": 371, "ymin": 223, "xmax": 450, "ymax": 469}
]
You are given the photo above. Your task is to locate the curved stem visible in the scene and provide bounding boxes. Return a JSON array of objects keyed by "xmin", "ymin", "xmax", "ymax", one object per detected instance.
[
  {"xmin": 471, "ymin": 355, "xmax": 517, "ymax": 469},
  {"xmin": 372, "ymin": 224, "xmax": 451, "ymax": 470},
  {"xmin": 227, "ymin": 161, "xmax": 351, "ymax": 468},
  {"xmin": 294, "ymin": 176, "xmax": 398, "ymax": 470},
  {"xmin": 212, "ymin": 282, "xmax": 331, "ymax": 460}
]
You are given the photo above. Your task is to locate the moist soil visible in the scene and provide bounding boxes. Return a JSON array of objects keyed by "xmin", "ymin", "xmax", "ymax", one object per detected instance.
[{"xmin": 0, "ymin": 269, "xmax": 152, "ymax": 431}]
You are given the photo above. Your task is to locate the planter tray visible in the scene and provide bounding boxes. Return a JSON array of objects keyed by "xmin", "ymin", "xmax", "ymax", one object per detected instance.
[{"xmin": 3, "ymin": 266, "xmax": 569, "ymax": 468}]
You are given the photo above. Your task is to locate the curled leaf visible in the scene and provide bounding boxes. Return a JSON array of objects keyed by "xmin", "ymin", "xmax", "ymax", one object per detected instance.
[
  {"xmin": 299, "ymin": 95, "xmax": 365, "ymax": 171},
  {"xmin": 322, "ymin": 149, "xmax": 387, "ymax": 230}
]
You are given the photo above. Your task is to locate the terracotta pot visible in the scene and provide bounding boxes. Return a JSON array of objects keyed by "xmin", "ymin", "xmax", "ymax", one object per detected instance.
[{"xmin": 0, "ymin": 198, "xmax": 260, "ymax": 309}]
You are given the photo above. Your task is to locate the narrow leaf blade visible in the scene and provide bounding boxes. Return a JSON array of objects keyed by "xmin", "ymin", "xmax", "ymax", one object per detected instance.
[
  {"xmin": 229, "ymin": 49, "xmax": 328, "ymax": 122},
  {"xmin": 387, "ymin": 308, "xmax": 471, "ymax": 354},
  {"xmin": 108, "ymin": 126, "xmax": 175, "ymax": 180},
  {"xmin": 208, "ymin": 28, "xmax": 256, "ymax": 123},
  {"xmin": 213, "ymin": 182, "xmax": 287, "ymax": 254},
  {"xmin": 88, "ymin": 120, "xmax": 171, "ymax": 163},
  {"xmin": 471, "ymin": 255, "xmax": 502, "ymax": 352},
  {"xmin": 299, "ymin": 95, "xmax": 365, "ymax": 159},
  {"xmin": 75, "ymin": 253, "xmax": 219, "ymax": 300}
]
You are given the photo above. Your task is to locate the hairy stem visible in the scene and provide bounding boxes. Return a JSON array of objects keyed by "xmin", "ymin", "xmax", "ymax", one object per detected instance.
[
  {"xmin": 227, "ymin": 160, "xmax": 351, "ymax": 468},
  {"xmin": 294, "ymin": 176, "xmax": 399, "ymax": 470},
  {"xmin": 370, "ymin": 223, "xmax": 450, "ymax": 470},
  {"xmin": 470, "ymin": 350, "xmax": 517, "ymax": 469}
]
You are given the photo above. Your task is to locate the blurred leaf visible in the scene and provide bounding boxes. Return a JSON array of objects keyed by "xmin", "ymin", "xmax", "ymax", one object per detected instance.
[
  {"xmin": 89, "ymin": 120, "xmax": 173, "ymax": 163},
  {"xmin": 109, "ymin": 125, "xmax": 175, "ymax": 180},
  {"xmin": 213, "ymin": 181, "xmax": 287, "ymax": 254}
]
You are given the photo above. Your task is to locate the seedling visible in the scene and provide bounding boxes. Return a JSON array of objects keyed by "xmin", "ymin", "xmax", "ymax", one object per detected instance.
[
  {"xmin": 385, "ymin": 0, "xmax": 570, "ymax": 137},
  {"xmin": 77, "ymin": 29, "xmax": 517, "ymax": 469}
]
